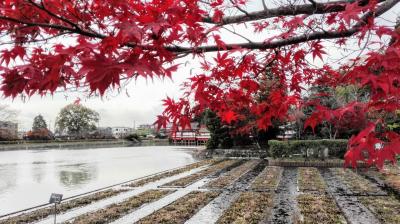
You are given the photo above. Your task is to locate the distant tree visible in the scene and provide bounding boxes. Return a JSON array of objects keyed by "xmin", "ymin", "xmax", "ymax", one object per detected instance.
[
  {"xmin": 387, "ymin": 111, "xmax": 400, "ymax": 133},
  {"xmin": 204, "ymin": 110, "xmax": 233, "ymax": 150},
  {"xmin": 32, "ymin": 114, "xmax": 47, "ymax": 131},
  {"xmin": 25, "ymin": 128, "xmax": 53, "ymax": 140},
  {"xmin": 301, "ymin": 84, "xmax": 368, "ymax": 140},
  {"xmin": 55, "ymin": 104, "xmax": 99, "ymax": 138}
]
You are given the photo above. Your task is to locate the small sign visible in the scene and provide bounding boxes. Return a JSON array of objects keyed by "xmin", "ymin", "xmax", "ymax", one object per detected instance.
[{"xmin": 49, "ymin": 193, "xmax": 63, "ymax": 204}]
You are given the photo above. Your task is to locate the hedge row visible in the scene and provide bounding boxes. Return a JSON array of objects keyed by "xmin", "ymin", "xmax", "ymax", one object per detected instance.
[{"xmin": 268, "ymin": 139, "xmax": 348, "ymax": 159}]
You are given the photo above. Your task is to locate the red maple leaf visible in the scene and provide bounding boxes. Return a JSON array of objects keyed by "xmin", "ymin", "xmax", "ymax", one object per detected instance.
[
  {"xmin": 220, "ymin": 110, "xmax": 236, "ymax": 123},
  {"xmin": 311, "ymin": 41, "xmax": 326, "ymax": 61}
]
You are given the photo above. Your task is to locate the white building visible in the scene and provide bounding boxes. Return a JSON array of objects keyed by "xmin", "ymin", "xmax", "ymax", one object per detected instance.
[{"xmin": 111, "ymin": 127, "xmax": 133, "ymax": 138}]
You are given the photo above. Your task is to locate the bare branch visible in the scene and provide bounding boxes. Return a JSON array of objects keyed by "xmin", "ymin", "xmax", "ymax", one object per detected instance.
[
  {"xmin": 261, "ymin": 0, "xmax": 268, "ymax": 11},
  {"xmin": 229, "ymin": 0, "xmax": 250, "ymax": 17},
  {"xmin": 0, "ymin": 0, "xmax": 397, "ymax": 56},
  {"xmin": 221, "ymin": 26, "xmax": 254, "ymax": 43},
  {"xmin": 203, "ymin": 0, "xmax": 387, "ymax": 25},
  {"xmin": 27, "ymin": 0, "xmax": 80, "ymax": 30},
  {"xmin": 167, "ymin": 0, "xmax": 399, "ymax": 53},
  {"xmin": 0, "ymin": 15, "xmax": 105, "ymax": 39}
]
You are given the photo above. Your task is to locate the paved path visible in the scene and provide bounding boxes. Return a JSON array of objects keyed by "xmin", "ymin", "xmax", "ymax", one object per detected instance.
[
  {"xmin": 320, "ymin": 169, "xmax": 380, "ymax": 224},
  {"xmin": 267, "ymin": 167, "xmax": 298, "ymax": 224},
  {"xmin": 35, "ymin": 166, "xmax": 208, "ymax": 224}
]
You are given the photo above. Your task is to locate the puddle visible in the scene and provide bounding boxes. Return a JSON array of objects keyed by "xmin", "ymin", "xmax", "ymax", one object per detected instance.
[
  {"xmin": 186, "ymin": 160, "xmax": 266, "ymax": 224},
  {"xmin": 320, "ymin": 168, "xmax": 380, "ymax": 224},
  {"xmin": 267, "ymin": 167, "xmax": 298, "ymax": 224},
  {"xmin": 35, "ymin": 166, "xmax": 208, "ymax": 224}
]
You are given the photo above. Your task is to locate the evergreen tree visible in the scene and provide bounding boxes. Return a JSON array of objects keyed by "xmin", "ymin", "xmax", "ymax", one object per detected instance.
[{"xmin": 32, "ymin": 114, "xmax": 47, "ymax": 131}]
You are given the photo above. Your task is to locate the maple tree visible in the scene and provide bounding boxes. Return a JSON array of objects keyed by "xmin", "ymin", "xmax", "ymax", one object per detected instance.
[{"xmin": 0, "ymin": 0, "xmax": 400, "ymax": 168}]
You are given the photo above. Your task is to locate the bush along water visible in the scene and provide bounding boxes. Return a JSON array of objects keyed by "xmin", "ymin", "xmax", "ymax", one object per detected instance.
[{"xmin": 268, "ymin": 139, "xmax": 348, "ymax": 159}]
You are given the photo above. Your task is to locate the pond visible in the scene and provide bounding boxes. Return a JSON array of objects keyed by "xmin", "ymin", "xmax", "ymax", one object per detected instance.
[{"xmin": 0, "ymin": 145, "xmax": 199, "ymax": 215}]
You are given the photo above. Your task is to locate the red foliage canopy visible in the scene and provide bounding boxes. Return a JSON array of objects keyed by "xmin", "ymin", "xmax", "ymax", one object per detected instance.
[{"xmin": 1, "ymin": 0, "xmax": 400, "ymax": 168}]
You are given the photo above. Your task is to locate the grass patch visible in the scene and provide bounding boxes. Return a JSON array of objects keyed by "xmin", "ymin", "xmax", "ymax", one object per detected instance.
[
  {"xmin": 330, "ymin": 168, "xmax": 382, "ymax": 194},
  {"xmin": 250, "ymin": 166, "xmax": 282, "ymax": 191},
  {"xmin": 126, "ymin": 159, "xmax": 218, "ymax": 187},
  {"xmin": 161, "ymin": 160, "xmax": 237, "ymax": 187},
  {"xmin": 137, "ymin": 191, "xmax": 220, "ymax": 224},
  {"xmin": 69, "ymin": 190, "xmax": 173, "ymax": 224},
  {"xmin": 206, "ymin": 160, "xmax": 259, "ymax": 189},
  {"xmin": 297, "ymin": 194, "xmax": 346, "ymax": 224},
  {"xmin": 0, "ymin": 189, "xmax": 127, "ymax": 224},
  {"xmin": 359, "ymin": 195, "xmax": 400, "ymax": 224},
  {"xmin": 298, "ymin": 168, "xmax": 326, "ymax": 193},
  {"xmin": 217, "ymin": 192, "xmax": 273, "ymax": 224}
]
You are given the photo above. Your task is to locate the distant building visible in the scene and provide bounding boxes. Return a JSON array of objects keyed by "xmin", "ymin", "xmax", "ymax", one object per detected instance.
[
  {"xmin": 170, "ymin": 122, "xmax": 211, "ymax": 145},
  {"xmin": 138, "ymin": 124, "xmax": 153, "ymax": 129},
  {"xmin": 197, "ymin": 125, "xmax": 211, "ymax": 144},
  {"xmin": 111, "ymin": 127, "xmax": 133, "ymax": 138},
  {"xmin": 94, "ymin": 127, "xmax": 114, "ymax": 139},
  {"xmin": 276, "ymin": 123, "xmax": 296, "ymax": 140},
  {"xmin": 0, "ymin": 121, "xmax": 18, "ymax": 140},
  {"xmin": 135, "ymin": 124, "xmax": 155, "ymax": 136}
]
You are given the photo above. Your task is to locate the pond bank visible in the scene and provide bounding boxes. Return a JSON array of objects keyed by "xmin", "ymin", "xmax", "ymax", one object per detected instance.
[{"xmin": 0, "ymin": 139, "xmax": 170, "ymax": 151}]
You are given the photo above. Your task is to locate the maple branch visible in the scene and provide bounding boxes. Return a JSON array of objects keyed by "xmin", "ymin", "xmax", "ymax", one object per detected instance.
[
  {"xmin": 0, "ymin": 15, "xmax": 105, "ymax": 39},
  {"xmin": 0, "ymin": 31, "xmax": 72, "ymax": 46},
  {"xmin": 221, "ymin": 27, "xmax": 254, "ymax": 43},
  {"xmin": 0, "ymin": 0, "xmax": 396, "ymax": 56},
  {"xmin": 229, "ymin": 0, "xmax": 250, "ymax": 17},
  {"xmin": 168, "ymin": 0, "xmax": 399, "ymax": 53},
  {"xmin": 27, "ymin": 0, "xmax": 80, "ymax": 30},
  {"xmin": 202, "ymin": 0, "xmax": 387, "ymax": 24}
]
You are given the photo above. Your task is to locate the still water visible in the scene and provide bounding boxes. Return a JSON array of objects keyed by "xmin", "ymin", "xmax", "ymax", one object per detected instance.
[{"xmin": 0, "ymin": 146, "xmax": 198, "ymax": 215}]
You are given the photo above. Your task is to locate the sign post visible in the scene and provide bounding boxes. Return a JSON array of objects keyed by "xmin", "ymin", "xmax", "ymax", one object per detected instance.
[{"xmin": 49, "ymin": 193, "xmax": 63, "ymax": 224}]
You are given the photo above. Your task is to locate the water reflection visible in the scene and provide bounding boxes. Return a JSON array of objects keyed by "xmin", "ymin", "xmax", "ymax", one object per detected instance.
[
  {"xmin": 0, "ymin": 146, "xmax": 197, "ymax": 215},
  {"xmin": 32, "ymin": 163, "xmax": 45, "ymax": 183},
  {"xmin": 58, "ymin": 163, "xmax": 98, "ymax": 188},
  {"xmin": 0, "ymin": 164, "xmax": 17, "ymax": 194}
]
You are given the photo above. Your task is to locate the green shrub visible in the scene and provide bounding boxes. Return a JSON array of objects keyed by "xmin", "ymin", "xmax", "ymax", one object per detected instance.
[
  {"xmin": 268, "ymin": 139, "xmax": 348, "ymax": 159},
  {"xmin": 125, "ymin": 133, "xmax": 141, "ymax": 142},
  {"xmin": 206, "ymin": 137, "xmax": 219, "ymax": 150}
]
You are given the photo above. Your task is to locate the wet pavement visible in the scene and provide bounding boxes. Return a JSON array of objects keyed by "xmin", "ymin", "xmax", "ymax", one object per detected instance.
[
  {"xmin": 186, "ymin": 160, "xmax": 266, "ymax": 224},
  {"xmin": 111, "ymin": 178, "xmax": 209, "ymax": 224},
  {"xmin": 320, "ymin": 168, "xmax": 380, "ymax": 224},
  {"xmin": 267, "ymin": 167, "xmax": 298, "ymax": 224},
  {"xmin": 36, "ymin": 166, "xmax": 208, "ymax": 224}
]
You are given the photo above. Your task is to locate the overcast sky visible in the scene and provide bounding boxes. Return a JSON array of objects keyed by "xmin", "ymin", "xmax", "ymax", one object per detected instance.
[
  {"xmin": 1, "ymin": 1, "xmax": 399, "ymax": 131},
  {"xmin": 1, "ymin": 61, "xmax": 196, "ymax": 131}
]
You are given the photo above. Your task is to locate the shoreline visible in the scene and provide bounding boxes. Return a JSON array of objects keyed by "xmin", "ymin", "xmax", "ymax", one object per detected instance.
[{"xmin": 0, "ymin": 139, "xmax": 170, "ymax": 151}]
